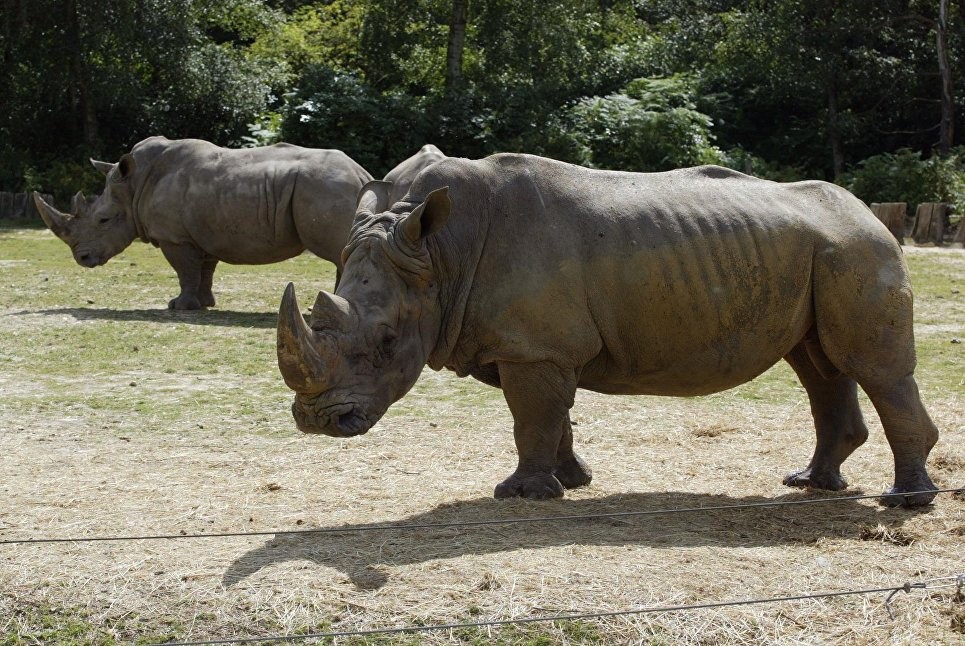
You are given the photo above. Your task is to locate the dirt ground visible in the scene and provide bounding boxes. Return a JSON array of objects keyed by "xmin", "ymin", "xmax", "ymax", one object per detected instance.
[{"xmin": 0, "ymin": 229, "xmax": 963, "ymax": 644}]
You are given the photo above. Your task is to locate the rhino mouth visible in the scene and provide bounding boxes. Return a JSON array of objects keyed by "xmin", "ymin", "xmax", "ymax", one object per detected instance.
[
  {"xmin": 73, "ymin": 249, "xmax": 107, "ymax": 268},
  {"xmin": 291, "ymin": 397, "xmax": 373, "ymax": 437}
]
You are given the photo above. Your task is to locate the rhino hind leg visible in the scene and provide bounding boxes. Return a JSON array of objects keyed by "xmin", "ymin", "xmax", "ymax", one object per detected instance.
[
  {"xmin": 863, "ymin": 376, "xmax": 938, "ymax": 507},
  {"xmin": 782, "ymin": 341, "xmax": 868, "ymax": 492},
  {"xmin": 494, "ymin": 361, "xmax": 580, "ymax": 500},
  {"xmin": 160, "ymin": 242, "xmax": 210, "ymax": 310},
  {"xmin": 811, "ymin": 256, "xmax": 938, "ymax": 507},
  {"xmin": 199, "ymin": 259, "xmax": 219, "ymax": 308}
]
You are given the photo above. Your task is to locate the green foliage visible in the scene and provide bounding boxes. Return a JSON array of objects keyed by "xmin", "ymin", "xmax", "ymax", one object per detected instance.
[
  {"xmin": 841, "ymin": 148, "xmax": 965, "ymax": 215},
  {"xmin": 3, "ymin": 0, "xmax": 965, "ymax": 194},
  {"xmin": 249, "ymin": 0, "xmax": 365, "ymax": 77},
  {"xmin": 564, "ymin": 75, "xmax": 725, "ymax": 171},
  {"xmin": 279, "ymin": 66, "xmax": 430, "ymax": 175},
  {"xmin": 22, "ymin": 157, "xmax": 104, "ymax": 207}
]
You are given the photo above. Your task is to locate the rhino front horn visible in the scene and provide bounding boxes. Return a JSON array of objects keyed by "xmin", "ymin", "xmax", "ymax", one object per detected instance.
[
  {"xmin": 33, "ymin": 192, "xmax": 73, "ymax": 241},
  {"xmin": 277, "ymin": 283, "xmax": 333, "ymax": 393}
]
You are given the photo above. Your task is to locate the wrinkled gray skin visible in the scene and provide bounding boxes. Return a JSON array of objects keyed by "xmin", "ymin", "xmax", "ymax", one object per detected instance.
[
  {"xmin": 34, "ymin": 136, "xmax": 372, "ymax": 309},
  {"xmin": 277, "ymin": 154, "xmax": 940, "ymax": 507},
  {"xmin": 382, "ymin": 144, "xmax": 446, "ymax": 205}
]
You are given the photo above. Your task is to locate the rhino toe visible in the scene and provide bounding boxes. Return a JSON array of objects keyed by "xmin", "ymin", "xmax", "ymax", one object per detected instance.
[
  {"xmin": 782, "ymin": 467, "xmax": 847, "ymax": 491},
  {"xmin": 494, "ymin": 473, "xmax": 565, "ymax": 500},
  {"xmin": 555, "ymin": 454, "xmax": 593, "ymax": 489},
  {"xmin": 169, "ymin": 295, "xmax": 204, "ymax": 310}
]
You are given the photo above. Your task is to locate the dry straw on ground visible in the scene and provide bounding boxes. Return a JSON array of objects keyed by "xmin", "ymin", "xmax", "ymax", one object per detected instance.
[{"xmin": 0, "ymin": 230, "xmax": 963, "ymax": 644}]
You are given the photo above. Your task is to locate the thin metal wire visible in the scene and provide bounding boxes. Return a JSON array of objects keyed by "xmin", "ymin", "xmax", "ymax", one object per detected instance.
[
  {"xmin": 158, "ymin": 575, "xmax": 964, "ymax": 645},
  {"xmin": 1, "ymin": 487, "xmax": 961, "ymax": 546}
]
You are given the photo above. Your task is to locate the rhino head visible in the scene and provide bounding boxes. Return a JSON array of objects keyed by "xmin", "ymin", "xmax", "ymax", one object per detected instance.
[
  {"xmin": 33, "ymin": 154, "xmax": 139, "ymax": 268},
  {"xmin": 277, "ymin": 180, "xmax": 451, "ymax": 437}
]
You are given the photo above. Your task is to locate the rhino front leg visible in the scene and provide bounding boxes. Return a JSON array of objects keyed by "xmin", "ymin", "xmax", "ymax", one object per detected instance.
[
  {"xmin": 555, "ymin": 414, "xmax": 592, "ymax": 489},
  {"xmin": 494, "ymin": 361, "xmax": 579, "ymax": 500},
  {"xmin": 160, "ymin": 242, "xmax": 208, "ymax": 310}
]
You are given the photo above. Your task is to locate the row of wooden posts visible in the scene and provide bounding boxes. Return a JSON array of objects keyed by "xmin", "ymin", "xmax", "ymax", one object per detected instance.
[
  {"xmin": 1, "ymin": 190, "xmax": 963, "ymax": 247},
  {"xmin": 871, "ymin": 201, "xmax": 965, "ymax": 247},
  {"xmin": 0, "ymin": 192, "xmax": 54, "ymax": 221}
]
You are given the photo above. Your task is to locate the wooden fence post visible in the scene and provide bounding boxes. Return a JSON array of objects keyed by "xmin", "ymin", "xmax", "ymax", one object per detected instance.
[
  {"xmin": 869, "ymin": 202, "xmax": 907, "ymax": 244},
  {"xmin": 911, "ymin": 202, "xmax": 949, "ymax": 245},
  {"xmin": 0, "ymin": 191, "xmax": 56, "ymax": 220}
]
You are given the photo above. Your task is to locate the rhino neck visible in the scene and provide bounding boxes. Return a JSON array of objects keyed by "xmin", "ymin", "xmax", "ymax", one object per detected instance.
[{"xmin": 424, "ymin": 208, "xmax": 489, "ymax": 373}]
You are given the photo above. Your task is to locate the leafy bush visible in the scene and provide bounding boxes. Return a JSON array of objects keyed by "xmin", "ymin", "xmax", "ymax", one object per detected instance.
[
  {"xmin": 23, "ymin": 156, "xmax": 104, "ymax": 208},
  {"xmin": 279, "ymin": 66, "xmax": 430, "ymax": 176},
  {"xmin": 841, "ymin": 148, "xmax": 965, "ymax": 216},
  {"xmin": 562, "ymin": 75, "xmax": 726, "ymax": 172},
  {"xmin": 718, "ymin": 147, "xmax": 808, "ymax": 182}
]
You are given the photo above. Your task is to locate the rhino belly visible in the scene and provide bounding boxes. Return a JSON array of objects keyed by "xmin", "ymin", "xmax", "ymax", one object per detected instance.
[
  {"xmin": 180, "ymin": 210, "xmax": 304, "ymax": 264},
  {"xmin": 578, "ymin": 225, "xmax": 815, "ymax": 396}
]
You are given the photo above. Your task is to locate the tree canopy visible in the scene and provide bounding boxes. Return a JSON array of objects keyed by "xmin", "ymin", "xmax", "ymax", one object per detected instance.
[{"xmin": 2, "ymin": 0, "xmax": 964, "ymax": 205}]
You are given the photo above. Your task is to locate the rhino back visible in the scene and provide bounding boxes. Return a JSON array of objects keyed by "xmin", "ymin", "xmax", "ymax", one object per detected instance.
[
  {"xmin": 132, "ymin": 140, "xmax": 369, "ymax": 265},
  {"xmin": 417, "ymin": 155, "xmax": 895, "ymax": 396},
  {"xmin": 383, "ymin": 145, "xmax": 446, "ymax": 204}
]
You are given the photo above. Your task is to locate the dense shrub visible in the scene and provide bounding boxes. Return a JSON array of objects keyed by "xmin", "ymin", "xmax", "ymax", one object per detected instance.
[
  {"xmin": 279, "ymin": 66, "xmax": 431, "ymax": 176},
  {"xmin": 841, "ymin": 148, "xmax": 965, "ymax": 215},
  {"xmin": 562, "ymin": 75, "xmax": 726, "ymax": 172}
]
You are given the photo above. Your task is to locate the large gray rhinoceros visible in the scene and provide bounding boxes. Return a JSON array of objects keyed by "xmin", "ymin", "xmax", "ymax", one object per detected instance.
[
  {"xmin": 382, "ymin": 144, "xmax": 446, "ymax": 205},
  {"xmin": 34, "ymin": 136, "xmax": 372, "ymax": 309},
  {"xmin": 276, "ymin": 154, "xmax": 940, "ymax": 507}
]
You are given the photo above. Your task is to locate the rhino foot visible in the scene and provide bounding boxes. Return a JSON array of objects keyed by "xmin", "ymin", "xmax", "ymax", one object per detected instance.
[
  {"xmin": 168, "ymin": 295, "xmax": 204, "ymax": 310},
  {"xmin": 555, "ymin": 454, "xmax": 592, "ymax": 489},
  {"xmin": 494, "ymin": 473, "xmax": 565, "ymax": 500},
  {"xmin": 879, "ymin": 473, "xmax": 938, "ymax": 508},
  {"xmin": 782, "ymin": 467, "xmax": 847, "ymax": 491},
  {"xmin": 199, "ymin": 292, "xmax": 216, "ymax": 308}
]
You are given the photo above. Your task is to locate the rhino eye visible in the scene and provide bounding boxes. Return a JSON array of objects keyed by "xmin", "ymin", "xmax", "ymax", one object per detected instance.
[
  {"xmin": 376, "ymin": 332, "xmax": 397, "ymax": 361},
  {"xmin": 98, "ymin": 216, "xmax": 111, "ymax": 224}
]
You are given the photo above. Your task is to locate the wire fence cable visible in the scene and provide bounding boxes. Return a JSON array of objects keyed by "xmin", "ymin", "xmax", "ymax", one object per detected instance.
[
  {"xmin": 158, "ymin": 574, "xmax": 965, "ymax": 645},
  {"xmin": 1, "ymin": 487, "xmax": 961, "ymax": 545}
]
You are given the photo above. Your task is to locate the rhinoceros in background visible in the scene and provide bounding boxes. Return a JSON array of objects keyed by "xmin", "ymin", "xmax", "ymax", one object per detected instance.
[
  {"xmin": 382, "ymin": 144, "xmax": 445, "ymax": 205},
  {"xmin": 276, "ymin": 154, "xmax": 940, "ymax": 507},
  {"xmin": 34, "ymin": 136, "xmax": 373, "ymax": 309}
]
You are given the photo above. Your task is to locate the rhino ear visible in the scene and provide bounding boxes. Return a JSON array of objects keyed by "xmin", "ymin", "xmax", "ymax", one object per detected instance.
[
  {"xmin": 90, "ymin": 158, "xmax": 114, "ymax": 175},
  {"xmin": 401, "ymin": 186, "xmax": 450, "ymax": 244},
  {"xmin": 356, "ymin": 180, "xmax": 393, "ymax": 214},
  {"xmin": 116, "ymin": 153, "xmax": 136, "ymax": 181}
]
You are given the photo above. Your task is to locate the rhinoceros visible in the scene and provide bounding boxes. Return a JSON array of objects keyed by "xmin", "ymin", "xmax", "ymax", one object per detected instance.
[
  {"xmin": 34, "ymin": 136, "xmax": 372, "ymax": 309},
  {"xmin": 382, "ymin": 144, "xmax": 446, "ymax": 205},
  {"xmin": 276, "ymin": 154, "xmax": 940, "ymax": 507}
]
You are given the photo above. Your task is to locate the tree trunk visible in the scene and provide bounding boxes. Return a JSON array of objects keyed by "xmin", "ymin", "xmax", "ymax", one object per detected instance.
[
  {"xmin": 65, "ymin": 0, "xmax": 97, "ymax": 148},
  {"xmin": 937, "ymin": 0, "xmax": 954, "ymax": 156},
  {"xmin": 827, "ymin": 79, "xmax": 845, "ymax": 180},
  {"xmin": 445, "ymin": 0, "xmax": 468, "ymax": 97}
]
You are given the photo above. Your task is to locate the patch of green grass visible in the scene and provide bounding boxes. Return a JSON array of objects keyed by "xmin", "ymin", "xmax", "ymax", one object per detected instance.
[{"xmin": 0, "ymin": 602, "xmax": 171, "ymax": 646}]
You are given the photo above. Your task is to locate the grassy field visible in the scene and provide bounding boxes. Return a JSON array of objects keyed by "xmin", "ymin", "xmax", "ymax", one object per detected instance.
[{"xmin": 0, "ymin": 222, "xmax": 963, "ymax": 645}]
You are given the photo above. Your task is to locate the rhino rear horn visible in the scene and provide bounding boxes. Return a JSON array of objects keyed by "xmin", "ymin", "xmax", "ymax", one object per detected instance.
[
  {"xmin": 70, "ymin": 190, "xmax": 90, "ymax": 216},
  {"xmin": 310, "ymin": 290, "xmax": 355, "ymax": 333},
  {"xmin": 33, "ymin": 192, "xmax": 73, "ymax": 240},
  {"xmin": 277, "ymin": 283, "xmax": 334, "ymax": 393}
]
